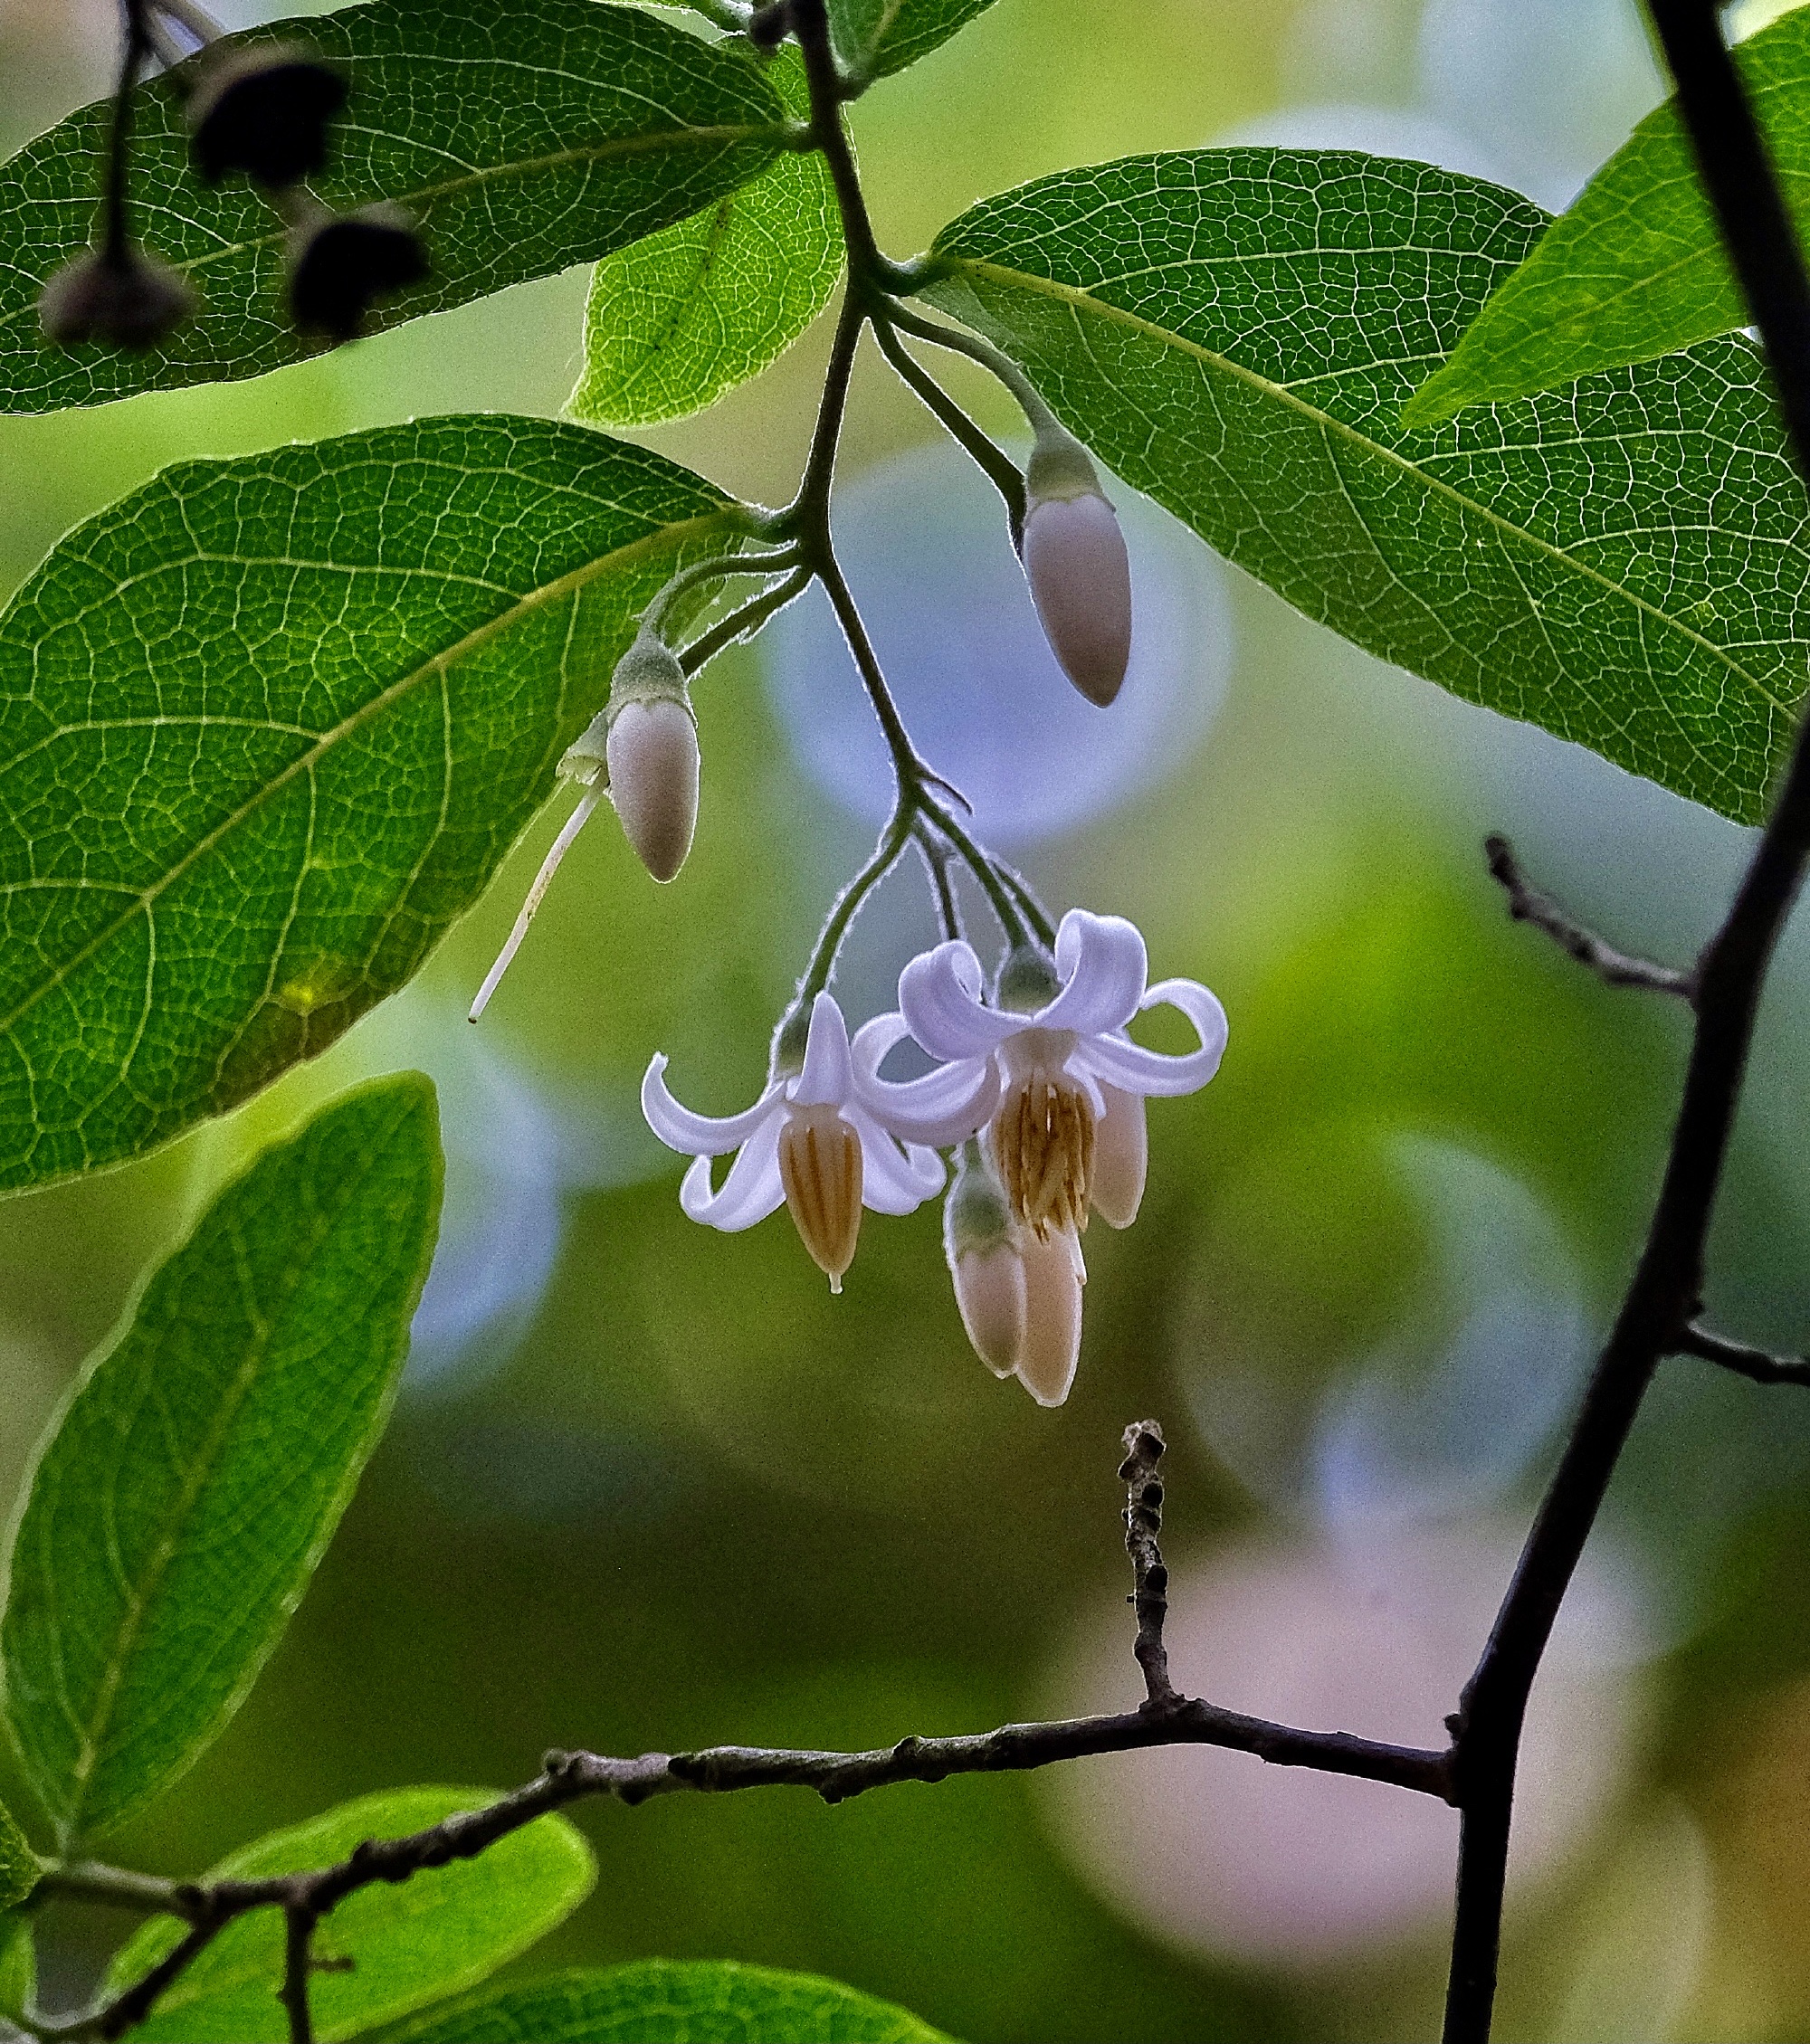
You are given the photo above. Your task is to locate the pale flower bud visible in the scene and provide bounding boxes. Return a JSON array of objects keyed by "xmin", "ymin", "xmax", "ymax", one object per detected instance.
[
  {"xmin": 605, "ymin": 698, "xmax": 698, "ymax": 883},
  {"xmin": 1090, "ymin": 1082, "xmax": 1148, "ymax": 1230},
  {"xmin": 1023, "ymin": 423, "xmax": 1132, "ymax": 709},
  {"xmin": 1015, "ymin": 1224, "xmax": 1085, "ymax": 1407},
  {"xmin": 944, "ymin": 1147, "xmax": 1024, "ymax": 1376},
  {"xmin": 572, "ymin": 634, "xmax": 699, "ymax": 884}
]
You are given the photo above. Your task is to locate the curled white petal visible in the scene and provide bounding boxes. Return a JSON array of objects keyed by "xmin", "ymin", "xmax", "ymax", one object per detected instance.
[
  {"xmin": 849, "ymin": 1106, "xmax": 945, "ymax": 1215},
  {"xmin": 900, "ymin": 940, "xmax": 1018, "ymax": 1061},
  {"xmin": 790, "ymin": 990, "xmax": 855, "ymax": 1107},
  {"xmin": 643, "ymin": 1052, "xmax": 782, "ymax": 1155},
  {"xmin": 852, "ymin": 1012, "xmax": 1000, "ymax": 1147},
  {"xmin": 1039, "ymin": 910, "xmax": 1148, "ymax": 1035},
  {"xmin": 1077, "ymin": 977, "xmax": 1228, "ymax": 1098},
  {"xmin": 678, "ymin": 1112, "xmax": 786, "ymax": 1231}
]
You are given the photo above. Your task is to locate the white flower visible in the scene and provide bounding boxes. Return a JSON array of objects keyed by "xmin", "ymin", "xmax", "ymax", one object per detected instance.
[
  {"xmin": 641, "ymin": 991, "xmax": 963, "ymax": 1292},
  {"xmin": 941, "ymin": 1145, "xmax": 1087, "ymax": 1408},
  {"xmin": 883, "ymin": 908, "xmax": 1228, "ymax": 1241}
]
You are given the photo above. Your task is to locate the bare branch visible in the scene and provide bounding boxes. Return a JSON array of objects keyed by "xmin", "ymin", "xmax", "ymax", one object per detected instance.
[
  {"xmin": 1676, "ymin": 1324, "xmax": 1810, "ymax": 1389},
  {"xmin": 1119, "ymin": 1421, "xmax": 1176, "ymax": 1707},
  {"xmin": 39, "ymin": 1424, "xmax": 1451, "ymax": 2039},
  {"xmin": 1483, "ymin": 836, "xmax": 1694, "ymax": 1000}
]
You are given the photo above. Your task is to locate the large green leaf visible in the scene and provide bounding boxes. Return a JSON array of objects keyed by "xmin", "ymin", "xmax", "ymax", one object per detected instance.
[
  {"xmin": 0, "ymin": 415, "xmax": 738, "ymax": 1193},
  {"xmin": 920, "ymin": 148, "xmax": 1810, "ymax": 826},
  {"xmin": 0, "ymin": 1078, "xmax": 440, "ymax": 1844},
  {"xmin": 570, "ymin": 49, "xmax": 842, "ymax": 428},
  {"xmin": 0, "ymin": 1805, "xmax": 33, "ymax": 1912},
  {"xmin": 0, "ymin": 1909, "xmax": 32, "ymax": 2024},
  {"xmin": 1404, "ymin": 6, "xmax": 1810, "ymax": 424},
  {"xmin": 0, "ymin": 0, "xmax": 790, "ymax": 415},
  {"xmin": 367, "ymin": 1961, "xmax": 955, "ymax": 2043},
  {"xmin": 829, "ymin": 0, "xmax": 998, "ymax": 83},
  {"xmin": 109, "ymin": 1787, "xmax": 595, "ymax": 2043}
]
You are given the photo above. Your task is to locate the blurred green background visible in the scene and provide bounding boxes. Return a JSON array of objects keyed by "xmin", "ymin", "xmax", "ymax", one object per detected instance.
[{"xmin": 8, "ymin": 2, "xmax": 1810, "ymax": 2039}]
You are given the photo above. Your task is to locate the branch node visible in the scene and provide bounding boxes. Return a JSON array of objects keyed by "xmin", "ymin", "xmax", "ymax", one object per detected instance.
[{"xmin": 1119, "ymin": 1420, "xmax": 1178, "ymax": 1707}]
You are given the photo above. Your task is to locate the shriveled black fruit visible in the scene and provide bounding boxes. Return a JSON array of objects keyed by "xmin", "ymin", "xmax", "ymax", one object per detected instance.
[
  {"xmin": 188, "ymin": 43, "xmax": 348, "ymax": 187},
  {"xmin": 39, "ymin": 249, "xmax": 195, "ymax": 349},
  {"xmin": 288, "ymin": 205, "xmax": 428, "ymax": 341}
]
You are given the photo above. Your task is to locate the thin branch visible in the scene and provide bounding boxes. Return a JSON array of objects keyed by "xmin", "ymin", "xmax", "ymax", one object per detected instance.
[
  {"xmin": 103, "ymin": 0, "xmax": 154, "ymax": 266},
  {"xmin": 1675, "ymin": 1323, "xmax": 1810, "ymax": 1389},
  {"xmin": 1119, "ymin": 1421, "xmax": 1176, "ymax": 1708},
  {"xmin": 870, "ymin": 316, "xmax": 1027, "ymax": 547},
  {"xmin": 279, "ymin": 1907, "xmax": 317, "ymax": 2044},
  {"xmin": 1483, "ymin": 836, "xmax": 1694, "ymax": 1000},
  {"xmin": 1443, "ymin": 9, "xmax": 1810, "ymax": 2039},
  {"xmin": 38, "ymin": 1426, "xmax": 1452, "ymax": 2040},
  {"xmin": 912, "ymin": 823, "xmax": 963, "ymax": 943}
]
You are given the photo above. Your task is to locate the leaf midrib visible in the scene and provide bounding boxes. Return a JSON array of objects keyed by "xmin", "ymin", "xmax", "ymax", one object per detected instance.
[
  {"xmin": 56, "ymin": 1182, "xmax": 349, "ymax": 1845},
  {"xmin": 0, "ymin": 507, "xmax": 734, "ymax": 1043},
  {"xmin": 933, "ymin": 252, "xmax": 1796, "ymax": 722}
]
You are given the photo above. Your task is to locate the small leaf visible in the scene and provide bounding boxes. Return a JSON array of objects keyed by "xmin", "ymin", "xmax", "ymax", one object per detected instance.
[
  {"xmin": 1404, "ymin": 5, "xmax": 1810, "ymax": 423},
  {"xmin": 570, "ymin": 50, "xmax": 843, "ymax": 428},
  {"xmin": 365, "ymin": 1961, "xmax": 956, "ymax": 2043},
  {"xmin": 0, "ymin": 0, "xmax": 788, "ymax": 415},
  {"xmin": 108, "ymin": 1787, "xmax": 595, "ymax": 2044},
  {"xmin": 0, "ymin": 1807, "xmax": 34, "ymax": 1913},
  {"xmin": 829, "ymin": 0, "xmax": 998, "ymax": 82},
  {"xmin": 1, "ymin": 1077, "xmax": 442, "ymax": 1843},
  {"xmin": 0, "ymin": 416, "xmax": 738, "ymax": 1193},
  {"xmin": 921, "ymin": 148, "xmax": 1810, "ymax": 827}
]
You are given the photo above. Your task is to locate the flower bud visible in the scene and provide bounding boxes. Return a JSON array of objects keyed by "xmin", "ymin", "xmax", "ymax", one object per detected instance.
[
  {"xmin": 943, "ymin": 1148, "xmax": 1023, "ymax": 1376},
  {"xmin": 187, "ymin": 44, "xmax": 348, "ymax": 187},
  {"xmin": 605, "ymin": 699, "xmax": 699, "ymax": 883},
  {"xmin": 39, "ymin": 250, "xmax": 195, "ymax": 350},
  {"xmin": 288, "ymin": 204, "xmax": 427, "ymax": 341},
  {"xmin": 1014, "ymin": 1225, "xmax": 1084, "ymax": 1407},
  {"xmin": 1023, "ymin": 423, "xmax": 1132, "ymax": 709},
  {"xmin": 1090, "ymin": 1082, "xmax": 1148, "ymax": 1230}
]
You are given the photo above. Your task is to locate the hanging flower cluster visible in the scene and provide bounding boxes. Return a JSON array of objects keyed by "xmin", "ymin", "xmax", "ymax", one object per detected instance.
[{"xmin": 642, "ymin": 911, "xmax": 1226, "ymax": 1406}]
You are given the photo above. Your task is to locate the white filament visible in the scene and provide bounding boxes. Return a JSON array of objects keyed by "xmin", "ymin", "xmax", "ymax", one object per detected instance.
[{"xmin": 468, "ymin": 784, "xmax": 605, "ymax": 1022}]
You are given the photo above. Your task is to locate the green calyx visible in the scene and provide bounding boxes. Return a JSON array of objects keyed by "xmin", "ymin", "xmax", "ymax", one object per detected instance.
[
  {"xmin": 559, "ymin": 633, "xmax": 694, "ymax": 787},
  {"xmin": 994, "ymin": 942, "xmax": 1060, "ymax": 1013},
  {"xmin": 944, "ymin": 1142, "xmax": 1014, "ymax": 1260},
  {"xmin": 1024, "ymin": 419, "xmax": 1102, "ymax": 506}
]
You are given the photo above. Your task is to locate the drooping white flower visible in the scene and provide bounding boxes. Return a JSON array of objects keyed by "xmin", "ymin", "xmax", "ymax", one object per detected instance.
[
  {"xmin": 890, "ymin": 909, "xmax": 1227, "ymax": 1241},
  {"xmin": 641, "ymin": 990, "xmax": 958, "ymax": 1292},
  {"xmin": 940, "ymin": 1143, "xmax": 1086, "ymax": 1408}
]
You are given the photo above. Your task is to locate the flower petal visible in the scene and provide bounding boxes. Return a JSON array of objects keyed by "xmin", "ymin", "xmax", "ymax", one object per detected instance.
[
  {"xmin": 900, "ymin": 940, "xmax": 1018, "ymax": 1060},
  {"xmin": 1038, "ymin": 910, "xmax": 1148, "ymax": 1033},
  {"xmin": 643, "ymin": 1052, "xmax": 781, "ymax": 1155},
  {"xmin": 849, "ymin": 1106, "xmax": 945, "ymax": 1214},
  {"xmin": 1015, "ymin": 1226, "xmax": 1084, "ymax": 1407},
  {"xmin": 678, "ymin": 1111, "xmax": 786, "ymax": 1231},
  {"xmin": 790, "ymin": 990, "xmax": 854, "ymax": 1107},
  {"xmin": 1091, "ymin": 1084, "xmax": 1148, "ymax": 1229},
  {"xmin": 1078, "ymin": 978, "xmax": 1229, "ymax": 1098},
  {"xmin": 853, "ymin": 1012, "xmax": 1001, "ymax": 1147}
]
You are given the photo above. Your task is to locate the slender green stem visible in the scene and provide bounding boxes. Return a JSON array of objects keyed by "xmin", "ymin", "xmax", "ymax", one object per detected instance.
[
  {"xmin": 881, "ymin": 301, "xmax": 1061, "ymax": 437},
  {"xmin": 38, "ymin": 1859, "xmax": 192, "ymax": 1916},
  {"xmin": 871, "ymin": 316, "xmax": 1027, "ymax": 547},
  {"xmin": 913, "ymin": 822, "xmax": 963, "ymax": 943},
  {"xmin": 646, "ymin": 547, "xmax": 800, "ymax": 638},
  {"xmin": 918, "ymin": 795, "xmax": 1033, "ymax": 946},
  {"xmin": 788, "ymin": 806, "xmax": 915, "ymax": 1021},
  {"xmin": 680, "ymin": 566, "xmax": 812, "ymax": 678},
  {"xmin": 994, "ymin": 859, "xmax": 1058, "ymax": 949}
]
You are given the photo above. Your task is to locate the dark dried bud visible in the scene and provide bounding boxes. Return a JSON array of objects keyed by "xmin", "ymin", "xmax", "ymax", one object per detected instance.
[
  {"xmin": 188, "ymin": 43, "xmax": 348, "ymax": 187},
  {"xmin": 287, "ymin": 205, "xmax": 428, "ymax": 342},
  {"xmin": 38, "ymin": 249, "xmax": 195, "ymax": 350}
]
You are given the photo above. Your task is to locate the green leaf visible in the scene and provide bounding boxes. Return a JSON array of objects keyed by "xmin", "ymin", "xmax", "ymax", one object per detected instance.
[
  {"xmin": 0, "ymin": 1910, "xmax": 32, "ymax": 2025},
  {"xmin": 109, "ymin": 1787, "xmax": 595, "ymax": 2044},
  {"xmin": 0, "ymin": 1077, "xmax": 442, "ymax": 1842},
  {"xmin": 0, "ymin": 0, "xmax": 789, "ymax": 415},
  {"xmin": 365, "ymin": 1961, "xmax": 956, "ymax": 2043},
  {"xmin": 829, "ymin": 0, "xmax": 998, "ymax": 82},
  {"xmin": 571, "ymin": 49, "xmax": 841, "ymax": 427},
  {"xmin": 0, "ymin": 1806, "xmax": 33, "ymax": 1913},
  {"xmin": 1403, "ymin": 5, "xmax": 1810, "ymax": 423},
  {"xmin": 921, "ymin": 148, "xmax": 1810, "ymax": 827},
  {"xmin": 0, "ymin": 415, "xmax": 738, "ymax": 1193}
]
